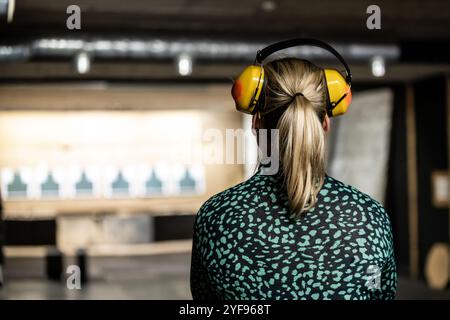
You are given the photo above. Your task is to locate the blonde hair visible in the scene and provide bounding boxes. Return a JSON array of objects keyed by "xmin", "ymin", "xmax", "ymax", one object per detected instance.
[{"xmin": 261, "ymin": 58, "xmax": 327, "ymax": 219}]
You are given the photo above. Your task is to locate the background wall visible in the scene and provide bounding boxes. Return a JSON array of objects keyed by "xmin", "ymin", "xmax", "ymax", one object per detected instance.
[
  {"xmin": 329, "ymin": 88, "xmax": 393, "ymax": 204},
  {"xmin": 0, "ymin": 84, "xmax": 244, "ymax": 219},
  {"xmin": 413, "ymin": 75, "xmax": 449, "ymax": 280}
]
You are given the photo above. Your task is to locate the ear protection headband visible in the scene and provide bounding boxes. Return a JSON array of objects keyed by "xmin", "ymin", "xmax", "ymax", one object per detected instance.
[{"xmin": 231, "ymin": 38, "xmax": 352, "ymax": 117}]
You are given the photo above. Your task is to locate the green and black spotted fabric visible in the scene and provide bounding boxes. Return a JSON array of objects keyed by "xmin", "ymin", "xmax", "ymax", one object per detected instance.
[{"xmin": 190, "ymin": 171, "xmax": 397, "ymax": 300}]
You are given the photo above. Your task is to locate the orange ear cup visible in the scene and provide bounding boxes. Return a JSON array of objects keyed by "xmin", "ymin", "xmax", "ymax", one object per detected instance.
[
  {"xmin": 324, "ymin": 68, "xmax": 352, "ymax": 117},
  {"xmin": 343, "ymin": 90, "xmax": 352, "ymax": 106},
  {"xmin": 231, "ymin": 79, "xmax": 243, "ymax": 102},
  {"xmin": 231, "ymin": 65, "xmax": 265, "ymax": 114}
]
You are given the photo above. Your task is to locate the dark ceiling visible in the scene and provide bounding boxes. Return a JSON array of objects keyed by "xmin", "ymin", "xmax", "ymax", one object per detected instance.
[
  {"xmin": 0, "ymin": 0, "xmax": 449, "ymax": 82},
  {"xmin": 2, "ymin": 0, "xmax": 449, "ymax": 41}
]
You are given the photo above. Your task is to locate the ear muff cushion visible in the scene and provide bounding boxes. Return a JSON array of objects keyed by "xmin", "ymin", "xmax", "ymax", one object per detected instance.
[
  {"xmin": 232, "ymin": 65, "xmax": 264, "ymax": 114},
  {"xmin": 324, "ymin": 68, "xmax": 352, "ymax": 117}
]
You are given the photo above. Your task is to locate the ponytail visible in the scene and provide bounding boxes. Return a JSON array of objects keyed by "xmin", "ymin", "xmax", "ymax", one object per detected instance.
[
  {"xmin": 278, "ymin": 95, "xmax": 325, "ymax": 218},
  {"xmin": 262, "ymin": 58, "xmax": 327, "ymax": 219}
]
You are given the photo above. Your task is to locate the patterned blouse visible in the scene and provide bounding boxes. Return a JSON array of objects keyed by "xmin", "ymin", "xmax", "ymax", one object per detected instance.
[{"xmin": 190, "ymin": 171, "xmax": 397, "ymax": 300}]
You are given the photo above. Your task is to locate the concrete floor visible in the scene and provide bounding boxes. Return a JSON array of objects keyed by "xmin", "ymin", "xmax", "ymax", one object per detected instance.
[{"xmin": 1, "ymin": 253, "xmax": 449, "ymax": 300}]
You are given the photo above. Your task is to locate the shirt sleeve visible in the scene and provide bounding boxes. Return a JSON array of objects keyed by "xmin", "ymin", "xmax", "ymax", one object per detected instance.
[
  {"xmin": 190, "ymin": 210, "xmax": 219, "ymax": 300},
  {"xmin": 371, "ymin": 220, "xmax": 398, "ymax": 300},
  {"xmin": 378, "ymin": 253, "xmax": 398, "ymax": 300}
]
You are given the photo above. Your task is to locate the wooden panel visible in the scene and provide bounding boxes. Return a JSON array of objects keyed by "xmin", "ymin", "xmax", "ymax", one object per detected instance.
[
  {"xmin": 406, "ymin": 83, "xmax": 419, "ymax": 279},
  {"xmin": 0, "ymin": 83, "xmax": 232, "ymax": 111},
  {"xmin": 447, "ymin": 73, "xmax": 450, "ymax": 280},
  {"xmin": 4, "ymin": 239, "xmax": 192, "ymax": 257}
]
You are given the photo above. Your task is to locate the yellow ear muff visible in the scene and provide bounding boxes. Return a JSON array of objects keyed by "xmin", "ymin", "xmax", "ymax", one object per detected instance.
[
  {"xmin": 231, "ymin": 65, "xmax": 265, "ymax": 114},
  {"xmin": 324, "ymin": 68, "xmax": 352, "ymax": 117}
]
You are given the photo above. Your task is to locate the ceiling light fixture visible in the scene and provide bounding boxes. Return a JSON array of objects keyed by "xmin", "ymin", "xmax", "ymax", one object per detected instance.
[
  {"xmin": 261, "ymin": 0, "xmax": 277, "ymax": 12},
  {"xmin": 371, "ymin": 55, "xmax": 385, "ymax": 77},
  {"xmin": 177, "ymin": 54, "xmax": 192, "ymax": 76},
  {"xmin": 74, "ymin": 51, "xmax": 91, "ymax": 74}
]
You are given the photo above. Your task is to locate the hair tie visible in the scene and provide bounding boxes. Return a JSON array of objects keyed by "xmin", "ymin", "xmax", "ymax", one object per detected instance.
[
  {"xmin": 262, "ymin": 92, "xmax": 305, "ymax": 115},
  {"xmin": 288, "ymin": 92, "xmax": 304, "ymax": 104}
]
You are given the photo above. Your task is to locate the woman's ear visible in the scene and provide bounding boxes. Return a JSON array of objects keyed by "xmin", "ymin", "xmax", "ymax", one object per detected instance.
[{"xmin": 323, "ymin": 114, "xmax": 330, "ymax": 134}]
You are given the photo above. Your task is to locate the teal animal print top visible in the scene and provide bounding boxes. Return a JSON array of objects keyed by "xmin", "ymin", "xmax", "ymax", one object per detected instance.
[{"xmin": 190, "ymin": 171, "xmax": 397, "ymax": 300}]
